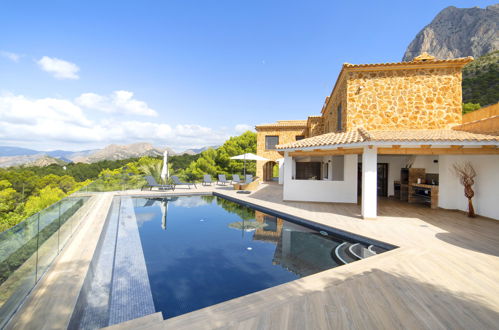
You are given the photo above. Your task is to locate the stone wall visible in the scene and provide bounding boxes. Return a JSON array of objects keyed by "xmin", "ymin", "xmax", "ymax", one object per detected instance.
[
  {"xmin": 306, "ymin": 116, "xmax": 325, "ymax": 137},
  {"xmin": 322, "ymin": 77, "xmax": 348, "ymax": 133},
  {"xmin": 454, "ymin": 102, "xmax": 499, "ymax": 135},
  {"xmin": 345, "ymin": 67, "xmax": 463, "ymax": 130},
  {"xmin": 255, "ymin": 126, "xmax": 307, "ymax": 179}
]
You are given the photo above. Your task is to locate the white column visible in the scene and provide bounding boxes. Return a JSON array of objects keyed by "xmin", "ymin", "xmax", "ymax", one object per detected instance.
[
  {"xmin": 283, "ymin": 152, "xmax": 293, "ymax": 182},
  {"xmin": 361, "ymin": 146, "xmax": 377, "ymax": 219},
  {"xmin": 278, "ymin": 158, "xmax": 284, "ymax": 184}
]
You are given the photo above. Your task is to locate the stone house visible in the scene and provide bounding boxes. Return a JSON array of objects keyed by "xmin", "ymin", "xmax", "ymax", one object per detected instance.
[{"xmin": 255, "ymin": 53, "xmax": 499, "ymax": 220}]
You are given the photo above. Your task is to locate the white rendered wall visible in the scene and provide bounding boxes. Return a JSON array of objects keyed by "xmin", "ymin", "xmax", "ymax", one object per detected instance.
[
  {"xmin": 439, "ymin": 155, "xmax": 499, "ymax": 220},
  {"xmin": 277, "ymin": 158, "xmax": 284, "ymax": 184},
  {"xmin": 413, "ymin": 155, "xmax": 439, "ymax": 173},
  {"xmin": 283, "ymin": 154, "xmax": 358, "ymax": 203}
]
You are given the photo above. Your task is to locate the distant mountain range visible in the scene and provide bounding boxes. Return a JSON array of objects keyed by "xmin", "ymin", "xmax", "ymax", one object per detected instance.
[
  {"xmin": 0, "ymin": 143, "xmax": 218, "ymax": 168},
  {"xmin": 403, "ymin": 4, "xmax": 499, "ymax": 61}
]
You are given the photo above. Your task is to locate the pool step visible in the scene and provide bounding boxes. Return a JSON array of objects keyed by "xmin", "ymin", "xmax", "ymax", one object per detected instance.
[
  {"xmin": 348, "ymin": 243, "xmax": 377, "ymax": 260},
  {"xmin": 333, "ymin": 242, "xmax": 378, "ymax": 265},
  {"xmin": 333, "ymin": 242, "xmax": 357, "ymax": 264}
]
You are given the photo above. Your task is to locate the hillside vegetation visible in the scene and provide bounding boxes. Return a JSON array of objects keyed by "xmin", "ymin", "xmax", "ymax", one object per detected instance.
[
  {"xmin": 0, "ymin": 132, "xmax": 256, "ymax": 232},
  {"xmin": 462, "ymin": 50, "xmax": 499, "ymax": 110}
]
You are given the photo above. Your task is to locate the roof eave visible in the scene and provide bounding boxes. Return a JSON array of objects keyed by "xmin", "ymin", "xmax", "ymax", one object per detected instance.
[{"xmin": 276, "ymin": 140, "xmax": 499, "ymax": 152}]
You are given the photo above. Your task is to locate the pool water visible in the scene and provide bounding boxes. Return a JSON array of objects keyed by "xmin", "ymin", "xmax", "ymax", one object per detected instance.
[{"xmin": 132, "ymin": 195, "xmax": 386, "ymax": 320}]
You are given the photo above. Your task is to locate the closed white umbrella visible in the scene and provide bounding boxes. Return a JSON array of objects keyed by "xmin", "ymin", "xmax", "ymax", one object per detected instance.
[
  {"xmin": 230, "ymin": 153, "xmax": 269, "ymax": 177},
  {"xmin": 160, "ymin": 150, "xmax": 169, "ymax": 183},
  {"xmin": 159, "ymin": 200, "xmax": 168, "ymax": 230}
]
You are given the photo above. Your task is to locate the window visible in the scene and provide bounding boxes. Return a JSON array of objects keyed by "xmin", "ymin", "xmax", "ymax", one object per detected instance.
[
  {"xmin": 265, "ymin": 136, "xmax": 279, "ymax": 150},
  {"xmin": 337, "ymin": 103, "xmax": 342, "ymax": 131},
  {"xmin": 295, "ymin": 135, "xmax": 305, "ymax": 141},
  {"xmin": 295, "ymin": 162, "xmax": 321, "ymax": 180}
]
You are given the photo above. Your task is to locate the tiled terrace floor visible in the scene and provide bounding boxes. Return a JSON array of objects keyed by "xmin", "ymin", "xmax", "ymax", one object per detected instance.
[{"xmin": 7, "ymin": 183, "xmax": 499, "ymax": 329}]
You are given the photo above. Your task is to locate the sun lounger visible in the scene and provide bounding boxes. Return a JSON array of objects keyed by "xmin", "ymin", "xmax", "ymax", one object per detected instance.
[
  {"xmin": 232, "ymin": 174, "xmax": 241, "ymax": 184},
  {"xmin": 218, "ymin": 174, "xmax": 230, "ymax": 185},
  {"xmin": 203, "ymin": 174, "xmax": 212, "ymax": 186},
  {"xmin": 171, "ymin": 175, "xmax": 197, "ymax": 189},
  {"xmin": 142, "ymin": 175, "xmax": 175, "ymax": 191}
]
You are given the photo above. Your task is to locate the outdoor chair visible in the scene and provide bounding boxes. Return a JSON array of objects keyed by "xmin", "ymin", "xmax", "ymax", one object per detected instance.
[
  {"xmin": 218, "ymin": 174, "xmax": 230, "ymax": 185},
  {"xmin": 171, "ymin": 175, "xmax": 197, "ymax": 189},
  {"xmin": 245, "ymin": 174, "xmax": 253, "ymax": 183},
  {"xmin": 232, "ymin": 174, "xmax": 241, "ymax": 184},
  {"xmin": 203, "ymin": 174, "xmax": 212, "ymax": 186},
  {"xmin": 142, "ymin": 175, "xmax": 175, "ymax": 191}
]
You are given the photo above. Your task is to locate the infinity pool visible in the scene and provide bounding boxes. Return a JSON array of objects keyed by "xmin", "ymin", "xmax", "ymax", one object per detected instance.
[{"xmin": 71, "ymin": 194, "xmax": 393, "ymax": 328}]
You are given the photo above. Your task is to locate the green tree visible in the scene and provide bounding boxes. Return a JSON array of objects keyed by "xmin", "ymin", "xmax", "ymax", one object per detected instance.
[
  {"xmin": 184, "ymin": 148, "xmax": 219, "ymax": 180},
  {"xmin": 183, "ymin": 131, "xmax": 257, "ymax": 181},
  {"xmin": 23, "ymin": 186, "xmax": 66, "ymax": 217},
  {"xmin": 462, "ymin": 102, "xmax": 482, "ymax": 114},
  {"xmin": 138, "ymin": 158, "xmax": 163, "ymax": 183},
  {"xmin": 0, "ymin": 180, "xmax": 19, "ymax": 214}
]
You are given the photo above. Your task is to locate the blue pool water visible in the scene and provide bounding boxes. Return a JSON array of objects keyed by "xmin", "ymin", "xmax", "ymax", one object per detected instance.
[{"xmin": 132, "ymin": 195, "xmax": 388, "ymax": 320}]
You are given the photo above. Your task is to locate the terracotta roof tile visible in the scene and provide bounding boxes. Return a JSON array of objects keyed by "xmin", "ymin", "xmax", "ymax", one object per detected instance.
[
  {"xmin": 275, "ymin": 129, "xmax": 499, "ymax": 149},
  {"xmin": 342, "ymin": 57, "xmax": 473, "ymax": 69},
  {"xmin": 276, "ymin": 130, "xmax": 365, "ymax": 149},
  {"xmin": 255, "ymin": 120, "xmax": 307, "ymax": 129}
]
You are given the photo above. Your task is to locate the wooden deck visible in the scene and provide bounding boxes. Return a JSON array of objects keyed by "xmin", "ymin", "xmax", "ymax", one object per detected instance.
[{"xmin": 7, "ymin": 183, "xmax": 499, "ymax": 329}]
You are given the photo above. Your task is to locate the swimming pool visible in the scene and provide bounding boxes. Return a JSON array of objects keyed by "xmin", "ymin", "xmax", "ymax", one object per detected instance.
[{"xmin": 70, "ymin": 194, "xmax": 395, "ymax": 328}]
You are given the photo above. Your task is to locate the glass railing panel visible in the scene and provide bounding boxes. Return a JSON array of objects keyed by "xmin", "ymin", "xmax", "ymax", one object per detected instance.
[
  {"xmin": 58, "ymin": 198, "xmax": 74, "ymax": 251},
  {"xmin": 0, "ymin": 172, "xmax": 147, "ymax": 327},
  {"xmin": 0, "ymin": 214, "xmax": 38, "ymax": 328},
  {"xmin": 36, "ymin": 203, "xmax": 61, "ymax": 282}
]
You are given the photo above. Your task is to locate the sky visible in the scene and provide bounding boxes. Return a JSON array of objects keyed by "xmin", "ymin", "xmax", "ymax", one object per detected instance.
[{"xmin": 0, "ymin": 0, "xmax": 497, "ymax": 151}]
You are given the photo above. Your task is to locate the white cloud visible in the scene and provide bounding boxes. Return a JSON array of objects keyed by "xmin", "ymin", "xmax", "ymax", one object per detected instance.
[
  {"xmin": 0, "ymin": 92, "xmax": 229, "ymax": 151},
  {"xmin": 234, "ymin": 124, "xmax": 254, "ymax": 133},
  {"xmin": 37, "ymin": 56, "xmax": 80, "ymax": 80},
  {"xmin": 76, "ymin": 90, "xmax": 158, "ymax": 116},
  {"xmin": 0, "ymin": 51, "xmax": 21, "ymax": 62}
]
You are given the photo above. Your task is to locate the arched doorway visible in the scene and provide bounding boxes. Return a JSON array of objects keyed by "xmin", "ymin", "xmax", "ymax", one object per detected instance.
[{"xmin": 263, "ymin": 161, "xmax": 278, "ymax": 182}]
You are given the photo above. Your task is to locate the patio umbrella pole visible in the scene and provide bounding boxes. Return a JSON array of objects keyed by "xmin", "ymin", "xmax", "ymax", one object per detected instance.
[{"xmin": 243, "ymin": 155, "xmax": 246, "ymax": 178}]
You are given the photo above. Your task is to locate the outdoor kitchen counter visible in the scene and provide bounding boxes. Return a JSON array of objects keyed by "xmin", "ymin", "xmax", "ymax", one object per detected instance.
[{"xmin": 408, "ymin": 183, "xmax": 439, "ymax": 209}]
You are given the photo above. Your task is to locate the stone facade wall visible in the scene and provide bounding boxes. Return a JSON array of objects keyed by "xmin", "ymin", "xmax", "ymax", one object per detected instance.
[
  {"xmin": 306, "ymin": 116, "xmax": 325, "ymax": 137},
  {"xmin": 322, "ymin": 77, "xmax": 348, "ymax": 133},
  {"xmin": 255, "ymin": 126, "xmax": 307, "ymax": 179},
  {"xmin": 345, "ymin": 67, "xmax": 463, "ymax": 130}
]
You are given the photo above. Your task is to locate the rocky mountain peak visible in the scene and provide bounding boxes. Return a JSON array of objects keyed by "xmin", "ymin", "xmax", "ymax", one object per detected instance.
[{"xmin": 403, "ymin": 5, "xmax": 499, "ymax": 61}]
